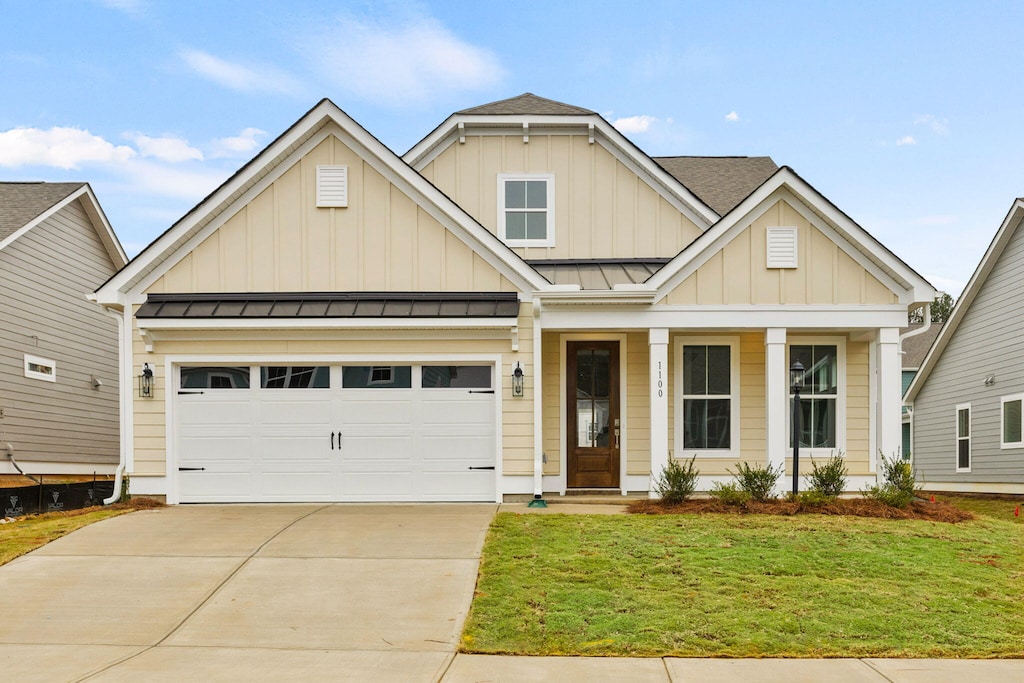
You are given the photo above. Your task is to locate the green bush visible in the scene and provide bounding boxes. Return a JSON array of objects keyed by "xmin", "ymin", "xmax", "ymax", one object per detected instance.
[
  {"xmin": 729, "ymin": 462, "xmax": 782, "ymax": 502},
  {"xmin": 804, "ymin": 453, "xmax": 848, "ymax": 498},
  {"xmin": 708, "ymin": 481, "xmax": 750, "ymax": 505},
  {"xmin": 793, "ymin": 490, "xmax": 833, "ymax": 507},
  {"xmin": 653, "ymin": 456, "xmax": 699, "ymax": 504},
  {"xmin": 863, "ymin": 452, "xmax": 917, "ymax": 508}
]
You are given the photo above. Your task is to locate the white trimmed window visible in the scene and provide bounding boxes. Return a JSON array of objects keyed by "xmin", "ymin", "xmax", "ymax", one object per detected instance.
[
  {"xmin": 498, "ymin": 174, "xmax": 554, "ymax": 246},
  {"xmin": 789, "ymin": 340, "xmax": 845, "ymax": 451},
  {"xmin": 956, "ymin": 403, "xmax": 971, "ymax": 471},
  {"xmin": 1002, "ymin": 394, "xmax": 1023, "ymax": 448},
  {"xmin": 24, "ymin": 354, "xmax": 56, "ymax": 382},
  {"xmin": 676, "ymin": 337, "xmax": 740, "ymax": 455}
]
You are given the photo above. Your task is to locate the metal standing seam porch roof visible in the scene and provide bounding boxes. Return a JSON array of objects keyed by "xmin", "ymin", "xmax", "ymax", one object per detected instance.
[
  {"xmin": 135, "ymin": 292, "xmax": 521, "ymax": 319},
  {"xmin": 527, "ymin": 258, "xmax": 670, "ymax": 289}
]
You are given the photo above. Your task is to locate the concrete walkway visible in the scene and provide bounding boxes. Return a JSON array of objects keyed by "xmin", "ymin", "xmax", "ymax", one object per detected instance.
[{"xmin": 0, "ymin": 503, "xmax": 1019, "ymax": 682}]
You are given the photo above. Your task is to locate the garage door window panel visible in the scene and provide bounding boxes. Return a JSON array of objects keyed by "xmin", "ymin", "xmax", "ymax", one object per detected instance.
[
  {"xmin": 181, "ymin": 366, "xmax": 251, "ymax": 389},
  {"xmin": 342, "ymin": 366, "xmax": 412, "ymax": 388},
  {"xmin": 422, "ymin": 365, "xmax": 491, "ymax": 389},
  {"xmin": 260, "ymin": 366, "xmax": 330, "ymax": 388}
]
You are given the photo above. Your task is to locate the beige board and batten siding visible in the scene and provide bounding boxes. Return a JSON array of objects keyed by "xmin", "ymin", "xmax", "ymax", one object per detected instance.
[
  {"xmin": 147, "ymin": 134, "xmax": 519, "ymax": 295},
  {"xmin": 420, "ymin": 134, "xmax": 704, "ymax": 260},
  {"xmin": 0, "ymin": 199, "xmax": 119, "ymax": 465},
  {"xmin": 660, "ymin": 199, "xmax": 898, "ymax": 306}
]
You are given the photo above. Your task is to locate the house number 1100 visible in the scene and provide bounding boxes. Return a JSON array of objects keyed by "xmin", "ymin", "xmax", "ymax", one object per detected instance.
[{"xmin": 657, "ymin": 361, "xmax": 663, "ymax": 398}]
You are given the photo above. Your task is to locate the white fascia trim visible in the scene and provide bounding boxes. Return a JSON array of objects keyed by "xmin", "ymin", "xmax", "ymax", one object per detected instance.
[
  {"xmin": 96, "ymin": 101, "xmax": 546, "ymax": 303},
  {"xmin": 0, "ymin": 185, "xmax": 127, "ymax": 267},
  {"xmin": 906, "ymin": 200, "xmax": 1024, "ymax": 404},
  {"xmin": 539, "ymin": 305, "xmax": 909, "ymax": 330},
  {"xmin": 533, "ymin": 290, "xmax": 658, "ymax": 305},
  {"xmin": 650, "ymin": 169, "xmax": 936, "ymax": 304},
  {"xmin": 405, "ymin": 113, "xmax": 718, "ymax": 227}
]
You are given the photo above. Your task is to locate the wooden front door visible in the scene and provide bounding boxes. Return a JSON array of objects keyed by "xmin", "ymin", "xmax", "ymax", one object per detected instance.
[{"xmin": 567, "ymin": 341, "xmax": 620, "ymax": 488}]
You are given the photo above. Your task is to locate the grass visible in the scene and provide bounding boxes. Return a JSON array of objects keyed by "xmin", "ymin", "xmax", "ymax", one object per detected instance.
[
  {"xmin": 463, "ymin": 495, "xmax": 1024, "ymax": 658},
  {"xmin": 0, "ymin": 502, "xmax": 149, "ymax": 566}
]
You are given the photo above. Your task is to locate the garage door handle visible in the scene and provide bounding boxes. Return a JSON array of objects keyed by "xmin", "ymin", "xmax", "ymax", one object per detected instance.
[
  {"xmin": 330, "ymin": 432, "xmax": 335, "ymax": 450},
  {"xmin": 468, "ymin": 466, "xmax": 495, "ymax": 470},
  {"xmin": 179, "ymin": 467, "xmax": 206, "ymax": 471}
]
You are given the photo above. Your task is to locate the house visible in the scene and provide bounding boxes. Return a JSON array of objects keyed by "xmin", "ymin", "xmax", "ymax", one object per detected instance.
[
  {"xmin": 905, "ymin": 199, "xmax": 1024, "ymax": 495},
  {"xmin": 900, "ymin": 322, "xmax": 942, "ymax": 459},
  {"xmin": 1, "ymin": 182, "xmax": 127, "ymax": 476},
  {"xmin": 92, "ymin": 94, "xmax": 936, "ymax": 504}
]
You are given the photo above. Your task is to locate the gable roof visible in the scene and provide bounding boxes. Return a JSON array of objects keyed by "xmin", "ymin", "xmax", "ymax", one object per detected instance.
[
  {"xmin": 647, "ymin": 166, "xmax": 937, "ymax": 305},
  {"xmin": 0, "ymin": 181, "xmax": 127, "ymax": 266},
  {"xmin": 900, "ymin": 323, "xmax": 943, "ymax": 369},
  {"xmin": 457, "ymin": 93, "xmax": 596, "ymax": 116},
  {"xmin": 0, "ymin": 182, "xmax": 85, "ymax": 241},
  {"xmin": 94, "ymin": 98, "xmax": 549, "ymax": 304},
  {"xmin": 653, "ymin": 156, "xmax": 778, "ymax": 216},
  {"xmin": 905, "ymin": 198, "xmax": 1024, "ymax": 403}
]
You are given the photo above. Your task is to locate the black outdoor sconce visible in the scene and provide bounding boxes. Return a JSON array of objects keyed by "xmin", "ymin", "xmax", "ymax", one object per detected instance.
[
  {"xmin": 512, "ymin": 362, "xmax": 524, "ymax": 397},
  {"xmin": 790, "ymin": 360, "xmax": 805, "ymax": 496},
  {"xmin": 139, "ymin": 363, "xmax": 154, "ymax": 398}
]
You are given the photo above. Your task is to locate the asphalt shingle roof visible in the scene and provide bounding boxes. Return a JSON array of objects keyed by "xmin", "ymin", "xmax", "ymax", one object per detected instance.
[
  {"xmin": 457, "ymin": 93, "xmax": 595, "ymax": 116},
  {"xmin": 653, "ymin": 156, "xmax": 778, "ymax": 216},
  {"xmin": 0, "ymin": 181, "xmax": 84, "ymax": 242},
  {"xmin": 900, "ymin": 323, "xmax": 943, "ymax": 369}
]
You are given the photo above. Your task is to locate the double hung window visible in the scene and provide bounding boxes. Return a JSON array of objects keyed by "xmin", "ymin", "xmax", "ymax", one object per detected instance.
[
  {"xmin": 679, "ymin": 340, "xmax": 738, "ymax": 453},
  {"xmin": 790, "ymin": 344, "xmax": 838, "ymax": 448},
  {"xmin": 956, "ymin": 403, "xmax": 971, "ymax": 471},
  {"xmin": 498, "ymin": 174, "xmax": 554, "ymax": 246}
]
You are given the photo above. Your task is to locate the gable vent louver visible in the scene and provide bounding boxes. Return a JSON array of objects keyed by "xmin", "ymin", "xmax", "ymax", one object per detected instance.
[
  {"xmin": 316, "ymin": 165, "xmax": 348, "ymax": 208},
  {"xmin": 766, "ymin": 226, "xmax": 798, "ymax": 268}
]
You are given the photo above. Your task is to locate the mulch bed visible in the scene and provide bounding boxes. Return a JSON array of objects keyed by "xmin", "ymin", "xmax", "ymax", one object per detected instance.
[{"xmin": 628, "ymin": 497, "xmax": 974, "ymax": 523}]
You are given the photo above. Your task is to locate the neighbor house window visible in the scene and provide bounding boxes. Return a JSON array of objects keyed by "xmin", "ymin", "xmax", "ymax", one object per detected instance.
[
  {"xmin": 956, "ymin": 403, "xmax": 971, "ymax": 471},
  {"xmin": 790, "ymin": 344, "xmax": 839, "ymax": 449},
  {"xmin": 1002, "ymin": 394, "xmax": 1023, "ymax": 448},
  {"xmin": 24, "ymin": 354, "xmax": 56, "ymax": 382},
  {"xmin": 678, "ymin": 338, "xmax": 739, "ymax": 453},
  {"xmin": 498, "ymin": 174, "xmax": 554, "ymax": 246}
]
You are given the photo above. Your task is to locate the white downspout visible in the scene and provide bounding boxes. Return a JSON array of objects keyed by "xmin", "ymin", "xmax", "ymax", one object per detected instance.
[
  {"xmin": 99, "ymin": 304, "xmax": 126, "ymax": 505},
  {"xmin": 899, "ymin": 302, "xmax": 933, "ymax": 350}
]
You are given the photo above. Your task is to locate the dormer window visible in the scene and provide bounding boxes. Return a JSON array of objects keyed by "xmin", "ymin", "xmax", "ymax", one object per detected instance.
[{"xmin": 498, "ymin": 173, "xmax": 554, "ymax": 247}]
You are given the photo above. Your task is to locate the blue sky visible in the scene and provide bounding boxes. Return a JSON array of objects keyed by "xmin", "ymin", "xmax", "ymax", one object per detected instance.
[{"xmin": 2, "ymin": 1, "xmax": 1023, "ymax": 296}]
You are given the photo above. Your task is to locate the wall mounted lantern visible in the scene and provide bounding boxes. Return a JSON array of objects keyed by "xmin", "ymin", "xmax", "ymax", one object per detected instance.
[
  {"xmin": 790, "ymin": 360, "xmax": 805, "ymax": 496},
  {"xmin": 139, "ymin": 363, "xmax": 154, "ymax": 398},
  {"xmin": 511, "ymin": 362, "xmax": 524, "ymax": 397}
]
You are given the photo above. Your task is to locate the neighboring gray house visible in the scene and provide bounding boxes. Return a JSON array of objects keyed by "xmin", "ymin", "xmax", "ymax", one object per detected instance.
[
  {"xmin": 905, "ymin": 198, "xmax": 1024, "ymax": 495},
  {"xmin": 0, "ymin": 182, "xmax": 127, "ymax": 476}
]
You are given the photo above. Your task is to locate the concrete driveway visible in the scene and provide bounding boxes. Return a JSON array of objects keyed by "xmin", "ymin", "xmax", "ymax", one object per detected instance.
[{"xmin": 0, "ymin": 503, "xmax": 497, "ymax": 682}]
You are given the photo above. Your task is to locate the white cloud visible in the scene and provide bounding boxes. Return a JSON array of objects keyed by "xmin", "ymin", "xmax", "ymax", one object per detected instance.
[
  {"xmin": 0, "ymin": 126, "xmax": 136, "ymax": 169},
  {"xmin": 125, "ymin": 132, "xmax": 203, "ymax": 163},
  {"xmin": 121, "ymin": 159, "xmax": 229, "ymax": 201},
  {"xmin": 307, "ymin": 14, "xmax": 503, "ymax": 105},
  {"xmin": 896, "ymin": 136, "xmax": 917, "ymax": 146},
  {"xmin": 613, "ymin": 115, "xmax": 658, "ymax": 134},
  {"xmin": 725, "ymin": 111, "xmax": 740, "ymax": 122},
  {"xmin": 210, "ymin": 127, "xmax": 266, "ymax": 158},
  {"xmin": 179, "ymin": 48, "xmax": 301, "ymax": 95},
  {"xmin": 914, "ymin": 114, "xmax": 949, "ymax": 135}
]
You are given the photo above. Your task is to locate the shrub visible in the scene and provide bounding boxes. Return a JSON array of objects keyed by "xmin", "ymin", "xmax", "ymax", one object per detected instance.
[
  {"xmin": 653, "ymin": 456, "xmax": 699, "ymax": 504},
  {"xmin": 804, "ymin": 452, "xmax": 848, "ymax": 498},
  {"xmin": 729, "ymin": 462, "xmax": 782, "ymax": 502},
  {"xmin": 793, "ymin": 490, "xmax": 834, "ymax": 507},
  {"xmin": 709, "ymin": 481, "xmax": 750, "ymax": 505},
  {"xmin": 863, "ymin": 452, "xmax": 917, "ymax": 508}
]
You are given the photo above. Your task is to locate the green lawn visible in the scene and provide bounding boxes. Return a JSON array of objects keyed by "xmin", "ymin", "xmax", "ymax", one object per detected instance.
[
  {"xmin": 463, "ymin": 498, "xmax": 1024, "ymax": 658},
  {"xmin": 0, "ymin": 504, "xmax": 141, "ymax": 566}
]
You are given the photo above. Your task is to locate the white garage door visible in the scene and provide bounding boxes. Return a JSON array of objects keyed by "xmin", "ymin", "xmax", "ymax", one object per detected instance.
[{"xmin": 176, "ymin": 364, "xmax": 496, "ymax": 503}]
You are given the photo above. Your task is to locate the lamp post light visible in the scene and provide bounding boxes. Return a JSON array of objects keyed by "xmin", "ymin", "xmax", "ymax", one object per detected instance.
[{"xmin": 790, "ymin": 360, "xmax": 805, "ymax": 497}]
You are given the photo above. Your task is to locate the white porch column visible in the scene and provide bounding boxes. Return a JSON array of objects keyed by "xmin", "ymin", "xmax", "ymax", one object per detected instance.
[
  {"xmin": 765, "ymin": 328, "xmax": 788, "ymax": 473},
  {"xmin": 649, "ymin": 328, "xmax": 669, "ymax": 498},
  {"xmin": 532, "ymin": 301, "xmax": 544, "ymax": 499},
  {"xmin": 876, "ymin": 327, "xmax": 902, "ymax": 475}
]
